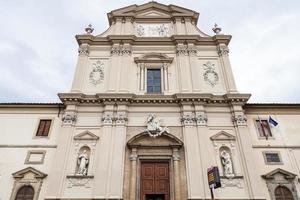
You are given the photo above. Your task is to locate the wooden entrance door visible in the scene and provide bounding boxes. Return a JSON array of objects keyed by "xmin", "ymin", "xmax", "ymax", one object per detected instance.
[{"xmin": 141, "ymin": 162, "xmax": 170, "ymax": 200}]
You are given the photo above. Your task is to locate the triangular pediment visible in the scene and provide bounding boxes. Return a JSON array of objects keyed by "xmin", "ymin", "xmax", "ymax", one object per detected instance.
[
  {"xmin": 210, "ymin": 131, "xmax": 236, "ymax": 141},
  {"xmin": 74, "ymin": 130, "xmax": 99, "ymax": 140},
  {"xmin": 137, "ymin": 10, "xmax": 171, "ymax": 18},
  {"xmin": 262, "ymin": 168, "xmax": 297, "ymax": 180},
  {"xmin": 12, "ymin": 167, "xmax": 47, "ymax": 179},
  {"xmin": 108, "ymin": 2, "xmax": 199, "ymax": 25}
]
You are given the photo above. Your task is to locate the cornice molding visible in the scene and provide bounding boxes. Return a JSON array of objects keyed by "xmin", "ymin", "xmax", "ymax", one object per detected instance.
[
  {"xmin": 58, "ymin": 93, "xmax": 251, "ymax": 105},
  {"xmin": 75, "ymin": 34, "xmax": 232, "ymax": 46}
]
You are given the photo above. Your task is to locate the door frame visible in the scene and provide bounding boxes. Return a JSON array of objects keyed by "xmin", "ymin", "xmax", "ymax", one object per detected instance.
[{"xmin": 137, "ymin": 157, "xmax": 174, "ymax": 200}]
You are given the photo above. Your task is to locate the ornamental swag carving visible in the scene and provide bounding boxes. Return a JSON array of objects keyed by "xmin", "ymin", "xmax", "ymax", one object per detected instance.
[
  {"xmin": 89, "ymin": 60, "xmax": 104, "ymax": 85},
  {"xmin": 203, "ymin": 61, "xmax": 219, "ymax": 87}
]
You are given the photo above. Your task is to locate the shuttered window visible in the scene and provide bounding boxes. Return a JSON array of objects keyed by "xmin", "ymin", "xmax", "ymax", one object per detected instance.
[
  {"xmin": 255, "ymin": 119, "xmax": 272, "ymax": 138},
  {"xmin": 36, "ymin": 120, "xmax": 52, "ymax": 136}
]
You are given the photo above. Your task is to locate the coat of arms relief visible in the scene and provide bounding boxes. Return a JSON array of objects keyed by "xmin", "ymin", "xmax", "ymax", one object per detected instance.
[
  {"xmin": 203, "ymin": 61, "xmax": 219, "ymax": 87},
  {"xmin": 89, "ymin": 60, "xmax": 104, "ymax": 86}
]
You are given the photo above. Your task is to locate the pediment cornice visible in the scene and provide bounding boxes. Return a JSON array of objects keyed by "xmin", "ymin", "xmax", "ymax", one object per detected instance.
[
  {"xmin": 262, "ymin": 168, "xmax": 297, "ymax": 180},
  {"xmin": 107, "ymin": 2, "xmax": 199, "ymax": 25},
  {"xmin": 12, "ymin": 167, "xmax": 47, "ymax": 179}
]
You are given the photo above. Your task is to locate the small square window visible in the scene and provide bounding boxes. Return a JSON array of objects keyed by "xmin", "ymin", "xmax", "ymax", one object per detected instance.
[
  {"xmin": 25, "ymin": 150, "xmax": 46, "ymax": 164},
  {"xmin": 263, "ymin": 151, "xmax": 283, "ymax": 165},
  {"xmin": 36, "ymin": 119, "xmax": 52, "ymax": 136},
  {"xmin": 255, "ymin": 119, "xmax": 272, "ymax": 138}
]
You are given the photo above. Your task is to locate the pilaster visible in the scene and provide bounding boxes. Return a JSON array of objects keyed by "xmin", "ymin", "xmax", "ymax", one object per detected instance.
[
  {"xmin": 230, "ymin": 102, "xmax": 265, "ymax": 199},
  {"xmin": 180, "ymin": 103, "xmax": 204, "ymax": 199},
  {"xmin": 176, "ymin": 43, "xmax": 192, "ymax": 92},
  {"xmin": 71, "ymin": 43, "xmax": 90, "ymax": 92},
  {"xmin": 46, "ymin": 105, "xmax": 78, "ymax": 197},
  {"xmin": 218, "ymin": 44, "xmax": 238, "ymax": 93}
]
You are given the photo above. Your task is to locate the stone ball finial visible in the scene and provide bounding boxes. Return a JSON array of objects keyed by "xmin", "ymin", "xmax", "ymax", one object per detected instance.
[
  {"xmin": 85, "ymin": 24, "xmax": 94, "ymax": 35},
  {"xmin": 212, "ymin": 23, "xmax": 222, "ymax": 35}
]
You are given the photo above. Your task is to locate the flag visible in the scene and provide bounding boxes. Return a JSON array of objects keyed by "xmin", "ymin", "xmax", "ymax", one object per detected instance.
[{"xmin": 268, "ymin": 116, "xmax": 278, "ymax": 127}]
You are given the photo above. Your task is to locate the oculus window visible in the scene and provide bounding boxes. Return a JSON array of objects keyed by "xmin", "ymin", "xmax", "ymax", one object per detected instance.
[{"xmin": 147, "ymin": 69, "xmax": 161, "ymax": 93}]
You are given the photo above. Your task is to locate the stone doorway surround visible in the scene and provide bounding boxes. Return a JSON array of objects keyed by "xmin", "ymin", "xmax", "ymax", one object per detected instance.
[
  {"xmin": 127, "ymin": 132, "xmax": 184, "ymax": 200},
  {"xmin": 262, "ymin": 168, "xmax": 298, "ymax": 200}
]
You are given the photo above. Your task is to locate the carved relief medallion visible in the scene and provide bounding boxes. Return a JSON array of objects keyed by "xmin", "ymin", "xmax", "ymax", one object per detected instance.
[
  {"xmin": 136, "ymin": 24, "xmax": 170, "ymax": 37},
  {"xmin": 89, "ymin": 60, "xmax": 104, "ymax": 85},
  {"xmin": 203, "ymin": 61, "xmax": 219, "ymax": 87}
]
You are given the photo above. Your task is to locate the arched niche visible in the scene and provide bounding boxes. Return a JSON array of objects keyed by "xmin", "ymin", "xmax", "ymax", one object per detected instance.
[
  {"xmin": 75, "ymin": 146, "xmax": 91, "ymax": 175},
  {"xmin": 126, "ymin": 132, "xmax": 184, "ymax": 200}
]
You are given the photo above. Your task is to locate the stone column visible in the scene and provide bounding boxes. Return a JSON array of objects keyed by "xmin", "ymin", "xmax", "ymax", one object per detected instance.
[
  {"xmin": 129, "ymin": 147, "xmax": 138, "ymax": 200},
  {"xmin": 71, "ymin": 43, "xmax": 90, "ymax": 92},
  {"xmin": 172, "ymin": 147, "xmax": 181, "ymax": 200}
]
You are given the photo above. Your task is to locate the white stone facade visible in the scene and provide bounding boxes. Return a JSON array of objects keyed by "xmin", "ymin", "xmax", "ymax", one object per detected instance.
[{"xmin": 0, "ymin": 2, "xmax": 300, "ymax": 200}]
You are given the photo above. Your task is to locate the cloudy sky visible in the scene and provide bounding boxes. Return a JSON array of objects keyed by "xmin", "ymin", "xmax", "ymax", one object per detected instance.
[{"xmin": 0, "ymin": 0, "xmax": 299, "ymax": 103}]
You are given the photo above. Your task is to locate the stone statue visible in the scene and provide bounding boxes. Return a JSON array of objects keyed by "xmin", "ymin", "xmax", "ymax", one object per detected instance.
[
  {"xmin": 220, "ymin": 150, "xmax": 234, "ymax": 177},
  {"xmin": 77, "ymin": 150, "xmax": 89, "ymax": 175},
  {"xmin": 147, "ymin": 114, "xmax": 162, "ymax": 132},
  {"xmin": 146, "ymin": 114, "xmax": 169, "ymax": 138}
]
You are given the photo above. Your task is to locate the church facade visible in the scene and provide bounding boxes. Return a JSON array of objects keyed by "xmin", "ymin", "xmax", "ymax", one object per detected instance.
[{"xmin": 1, "ymin": 2, "xmax": 300, "ymax": 200}]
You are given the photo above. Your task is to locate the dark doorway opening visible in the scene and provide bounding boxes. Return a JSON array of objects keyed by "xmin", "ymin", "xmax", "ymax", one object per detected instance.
[{"xmin": 146, "ymin": 194, "xmax": 165, "ymax": 200}]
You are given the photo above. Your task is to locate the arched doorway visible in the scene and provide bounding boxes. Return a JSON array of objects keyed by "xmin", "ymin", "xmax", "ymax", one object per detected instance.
[
  {"xmin": 15, "ymin": 186, "xmax": 34, "ymax": 200},
  {"xmin": 126, "ymin": 132, "xmax": 185, "ymax": 200},
  {"xmin": 275, "ymin": 186, "xmax": 294, "ymax": 200}
]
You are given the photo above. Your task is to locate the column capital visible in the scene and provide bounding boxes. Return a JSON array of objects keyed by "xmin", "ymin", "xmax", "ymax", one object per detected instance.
[
  {"xmin": 217, "ymin": 44, "xmax": 229, "ymax": 56},
  {"xmin": 78, "ymin": 44, "xmax": 89, "ymax": 56},
  {"xmin": 62, "ymin": 112, "xmax": 77, "ymax": 126}
]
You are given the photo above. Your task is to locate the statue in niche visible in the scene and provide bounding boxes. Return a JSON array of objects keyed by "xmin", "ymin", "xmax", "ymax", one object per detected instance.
[
  {"xmin": 76, "ymin": 149, "xmax": 89, "ymax": 175},
  {"xmin": 220, "ymin": 150, "xmax": 234, "ymax": 177}
]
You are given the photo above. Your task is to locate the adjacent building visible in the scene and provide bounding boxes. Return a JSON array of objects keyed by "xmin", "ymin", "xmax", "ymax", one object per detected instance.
[{"xmin": 1, "ymin": 2, "xmax": 300, "ymax": 200}]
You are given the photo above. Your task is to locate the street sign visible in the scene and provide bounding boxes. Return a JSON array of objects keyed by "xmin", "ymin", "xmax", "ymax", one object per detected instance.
[{"xmin": 207, "ymin": 166, "xmax": 221, "ymax": 189}]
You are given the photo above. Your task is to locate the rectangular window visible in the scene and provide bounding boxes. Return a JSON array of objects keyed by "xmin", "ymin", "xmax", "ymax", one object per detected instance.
[
  {"xmin": 147, "ymin": 69, "xmax": 161, "ymax": 93},
  {"xmin": 36, "ymin": 119, "xmax": 52, "ymax": 136},
  {"xmin": 263, "ymin": 152, "xmax": 282, "ymax": 165},
  {"xmin": 255, "ymin": 119, "xmax": 272, "ymax": 138}
]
